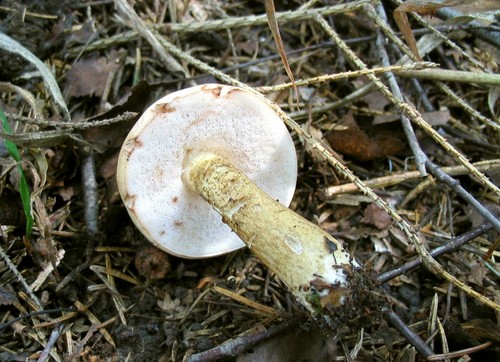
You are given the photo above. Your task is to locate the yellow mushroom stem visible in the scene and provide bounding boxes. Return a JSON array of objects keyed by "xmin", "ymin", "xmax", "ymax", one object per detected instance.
[{"xmin": 184, "ymin": 153, "xmax": 359, "ymax": 320}]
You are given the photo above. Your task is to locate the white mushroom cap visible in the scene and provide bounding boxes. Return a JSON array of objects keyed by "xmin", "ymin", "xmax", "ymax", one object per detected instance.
[{"xmin": 117, "ymin": 84, "xmax": 297, "ymax": 259}]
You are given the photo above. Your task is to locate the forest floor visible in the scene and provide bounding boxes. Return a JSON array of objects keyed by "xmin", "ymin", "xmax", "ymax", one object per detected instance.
[{"xmin": 0, "ymin": 0, "xmax": 499, "ymax": 361}]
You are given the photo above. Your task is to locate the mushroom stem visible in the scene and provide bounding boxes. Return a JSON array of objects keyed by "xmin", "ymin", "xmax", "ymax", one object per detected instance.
[{"xmin": 185, "ymin": 153, "xmax": 359, "ymax": 321}]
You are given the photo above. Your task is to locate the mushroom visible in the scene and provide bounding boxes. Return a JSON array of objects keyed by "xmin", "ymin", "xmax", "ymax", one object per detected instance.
[
  {"xmin": 117, "ymin": 84, "xmax": 297, "ymax": 258},
  {"xmin": 117, "ymin": 84, "xmax": 359, "ymax": 324}
]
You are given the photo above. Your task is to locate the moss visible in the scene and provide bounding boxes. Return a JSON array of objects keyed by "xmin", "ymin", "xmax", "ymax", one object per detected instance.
[{"xmin": 305, "ymin": 291, "xmax": 323, "ymax": 317}]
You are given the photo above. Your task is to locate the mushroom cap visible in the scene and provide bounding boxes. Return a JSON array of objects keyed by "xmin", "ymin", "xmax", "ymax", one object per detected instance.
[{"xmin": 117, "ymin": 84, "xmax": 297, "ymax": 259}]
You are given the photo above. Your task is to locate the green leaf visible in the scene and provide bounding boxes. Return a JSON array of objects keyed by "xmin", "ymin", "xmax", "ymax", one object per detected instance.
[{"xmin": 0, "ymin": 109, "xmax": 34, "ymax": 239}]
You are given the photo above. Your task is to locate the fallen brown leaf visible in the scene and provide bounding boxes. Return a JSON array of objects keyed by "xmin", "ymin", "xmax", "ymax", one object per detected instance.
[
  {"xmin": 326, "ymin": 112, "xmax": 406, "ymax": 161},
  {"xmin": 361, "ymin": 203, "xmax": 393, "ymax": 230}
]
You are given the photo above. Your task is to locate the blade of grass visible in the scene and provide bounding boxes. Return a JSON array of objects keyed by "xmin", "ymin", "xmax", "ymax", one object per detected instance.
[
  {"xmin": 0, "ymin": 109, "xmax": 33, "ymax": 239},
  {"xmin": 0, "ymin": 32, "xmax": 70, "ymax": 120}
]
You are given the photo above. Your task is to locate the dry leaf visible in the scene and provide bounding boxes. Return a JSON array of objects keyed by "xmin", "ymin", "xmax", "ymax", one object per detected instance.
[
  {"xmin": 393, "ymin": 0, "xmax": 463, "ymax": 61},
  {"xmin": 488, "ymin": 86, "xmax": 499, "ymax": 117},
  {"xmin": 420, "ymin": 110, "xmax": 450, "ymax": 126},
  {"xmin": 0, "ymin": 285, "xmax": 18, "ymax": 305},
  {"xmin": 361, "ymin": 203, "xmax": 393, "ymax": 229},
  {"xmin": 66, "ymin": 56, "xmax": 120, "ymax": 98},
  {"xmin": 326, "ymin": 112, "xmax": 406, "ymax": 161}
]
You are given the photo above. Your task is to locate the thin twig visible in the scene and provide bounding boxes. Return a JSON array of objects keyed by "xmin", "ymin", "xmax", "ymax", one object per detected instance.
[
  {"xmin": 439, "ymin": 83, "xmax": 499, "ymax": 130},
  {"xmin": 37, "ymin": 324, "xmax": 64, "ymax": 362},
  {"xmin": 289, "ymin": 85, "xmax": 374, "ymax": 120},
  {"xmin": 368, "ymin": 3, "xmax": 498, "ymax": 131},
  {"xmin": 114, "ymin": 0, "xmax": 188, "ymax": 77},
  {"xmin": 256, "ymin": 62, "xmax": 437, "ymax": 93},
  {"xmin": 436, "ymin": 6, "xmax": 500, "ymax": 48},
  {"xmin": 373, "ymin": 2, "xmax": 428, "ymax": 175},
  {"xmin": 358, "ymin": 8, "xmax": 500, "ymax": 197},
  {"xmin": 0, "ymin": 245, "xmax": 44, "ymax": 310},
  {"xmin": 81, "ymin": 152, "xmax": 99, "ymax": 237},
  {"xmin": 383, "ymin": 309, "xmax": 434, "ymax": 358},
  {"xmin": 160, "ymin": 1, "xmax": 370, "ymax": 33},
  {"xmin": 89, "ymin": 264, "xmax": 127, "ymax": 325},
  {"xmin": 371, "ymin": 3, "xmax": 500, "ymax": 231},
  {"xmin": 393, "ymin": 68, "xmax": 500, "ymax": 87},
  {"xmin": 427, "ymin": 341, "xmax": 493, "ymax": 361},
  {"xmin": 0, "ymin": 308, "xmax": 76, "ymax": 333},
  {"xmin": 388, "ymin": 0, "xmax": 488, "ymax": 71},
  {"xmin": 5, "ymin": 111, "xmax": 137, "ymax": 129},
  {"xmin": 324, "ymin": 160, "xmax": 500, "ymax": 196},
  {"xmin": 377, "ymin": 223, "xmax": 494, "ymax": 284},
  {"xmin": 185, "ymin": 317, "xmax": 305, "ymax": 362},
  {"xmin": 425, "ymin": 160, "xmax": 500, "ymax": 230},
  {"xmin": 68, "ymin": 1, "xmax": 370, "ymax": 57}
]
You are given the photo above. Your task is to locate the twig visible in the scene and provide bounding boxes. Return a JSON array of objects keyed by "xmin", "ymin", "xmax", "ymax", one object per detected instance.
[
  {"xmin": 70, "ymin": 2, "xmax": 370, "ymax": 57},
  {"xmin": 377, "ymin": 223, "xmax": 494, "ymax": 284},
  {"xmin": 373, "ymin": 2, "xmax": 429, "ymax": 175},
  {"xmin": 0, "ymin": 308, "xmax": 76, "ymax": 333},
  {"xmin": 73, "ymin": 300, "xmax": 116, "ymax": 348},
  {"xmin": 383, "ymin": 309, "xmax": 434, "ymax": 358},
  {"xmin": 185, "ymin": 317, "xmax": 305, "ymax": 362},
  {"xmin": 259, "ymin": 65, "xmax": 500, "ymax": 92},
  {"xmin": 439, "ymin": 83, "xmax": 499, "ymax": 131},
  {"xmin": 213, "ymin": 286, "xmax": 277, "ymax": 315},
  {"xmin": 160, "ymin": 1, "xmax": 370, "ymax": 33},
  {"xmin": 114, "ymin": 0, "xmax": 188, "ymax": 77},
  {"xmin": 289, "ymin": 85, "xmax": 374, "ymax": 120},
  {"xmin": 366, "ymin": 3, "xmax": 497, "ymax": 140},
  {"xmin": 0, "ymin": 5, "xmax": 59, "ymax": 19},
  {"xmin": 425, "ymin": 160, "xmax": 500, "ymax": 231},
  {"xmin": 388, "ymin": 0, "xmax": 488, "ymax": 71},
  {"xmin": 324, "ymin": 160, "xmax": 500, "ymax": 196},
  {"xmin": 427, "ymin": 341, "xmax": 493, "ymax": 361},
  {"xmin": 256, "ymin": 62, "xmax": 437, "ymax": 93},
  {"xmin": 316, "ymin": 13, "xmax": 428, "ymax": 175},
  {"xmin": 400, "ymin": 100, "xmax": 499, "ymax": 195},
  {"xmin": 89, "ymin": 264, "xmax": 127, "ymax": 325},
  {"xmin": 354, "ymin": 3, "xmax": 499, "ymax": 231},
  {"xmin": 393, "ymin": 68, "xmax": 500, "ymax": 87},
  {"xmin": 152, "ymin": 31, "xmax": 246, "ymax": 88},
  {"xmin": 0, "ymin": 245, "xmax": 43, "ymax": 310},
  {"xmin": 81, "ymin": 152, "xmax": 99, "ymax": 237},
  {"xmin": 436, "ymin": 6, "xmax": 500, "ymax": 48},
  {"xmin": 4, "ymin": 111, "xmax": 137, "ymax": 129},
  {"xmin": 37, "ymin": 324, "xmax": 64, "ymax": 362}
]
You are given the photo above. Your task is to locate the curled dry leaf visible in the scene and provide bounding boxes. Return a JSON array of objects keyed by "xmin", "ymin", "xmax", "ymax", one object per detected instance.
[
  {"xmin": 326, "ymin": 112, "xmax": 406, "ymax": 161},
  {"xmin": 393, "ymin": 0, "xmax": 463, "ymax": 61}
]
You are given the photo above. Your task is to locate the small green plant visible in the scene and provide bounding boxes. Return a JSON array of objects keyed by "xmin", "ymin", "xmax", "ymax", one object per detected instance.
[{"xmin": 0, "ymin": 109, "xmax": 33, "ymax": 239}]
